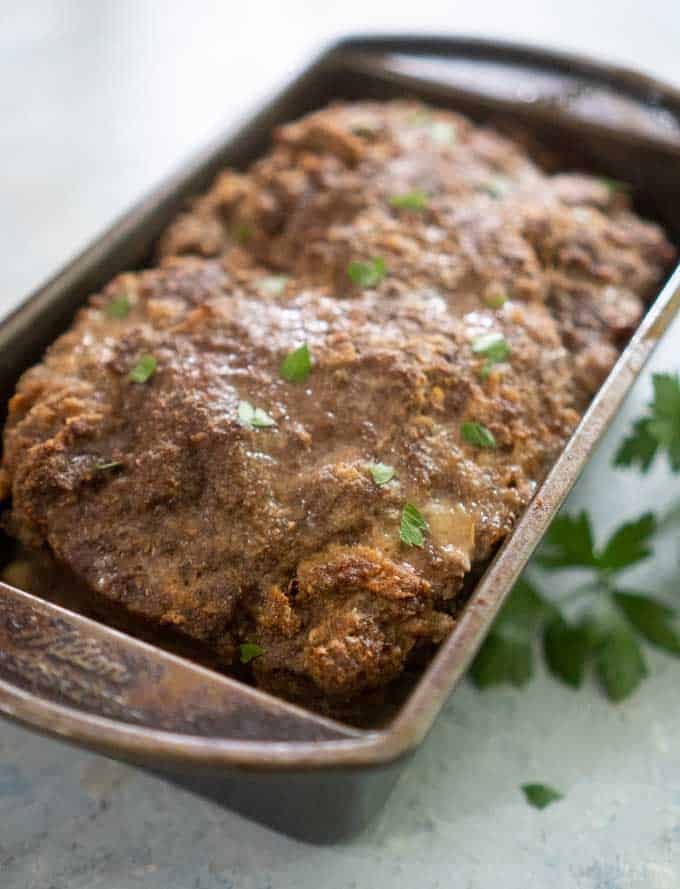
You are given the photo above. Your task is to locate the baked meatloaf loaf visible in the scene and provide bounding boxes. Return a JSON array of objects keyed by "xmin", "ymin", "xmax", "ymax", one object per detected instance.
[{"xmin": 0, "ymin": 102, "xmax": 674, "ymax": 710}]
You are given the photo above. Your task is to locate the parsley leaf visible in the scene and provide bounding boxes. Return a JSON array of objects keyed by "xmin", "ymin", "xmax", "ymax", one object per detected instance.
[
  {"xmin": 495, "ymin": 578, "xmax": 554, "ymax": 638},
  {"xmin": 536, "ymin": 511, "xmax": 599, "ymax": 570},
  {"xmin": 472, "ymin": 332, "xmax": 510, "ymax": 378},
  {"xmin": 614, "ymin": 592, "xmax": 680, "ymax": 656},
  {"xmin": 646, "ymin": 373, "xmax": 680, "ymax": 470},
  {"xmin": 615, "ymin": 374, "xmax": 680, "ymax": 472},
  {"xmin": 543, "ymin": 615, "xmax": 591, "ymax": 688},
  {"xmin": 614, "ymin": 419, "xmax": 659, "ymax": 472},
  {"xmin": 280, "ymin": 343, "xmax": 312, "ymax": 383},
  {"xmin": 367, "ymin": 463, "xmax": 395, "ymax": 486},
  {"xmin": 471, "ymin": 635, "xmax": 533, "ymax": 689},
  {"xmin": 472, "ymin": 332, "xmax": 509, "ymax": 358},
  {"xmin": 106, "ymin": 294, "xmax": 131, "ymax": 319},
  {"xmin": 389, "ymin": 190, "xmax": 429, "ymax": 212},
  {"xmin": 599, "ymin": 513, "xmax": 656, "ymax": 572},
  {"xmin": 461, "ymin": 421, "xmax": 496, "ymax": 449},
  {"xmin": 595, "ymin": 621, "xmax": 647, "ymax": 702},
  {"xmin": 482, "ymin": 284, "xmax": 508, "ymax": 309},
  {"xmin": 522, "ymin": 784, "xmax": 563, "ymax": 809},
  {"xmin": 239, "ymin": 643, "xmax": 265, "ymax": 664},
  {"xmin": 537, "ymin": 511, "xmax": 656, "ymax": 574},
  {"xmin": 473, "ymin": 505, "xmax": 674, "ymax": 702},
  {"xmin": 400, "ymin": 503, "xmax": 428, "ymax": 548},
  {"xmin": 129, "ymin": 354, "xmax": 157, "ymax": 383},
  {"xmin": 348, "ymin": 258, "xmax": 386, "ymax": 288},
  {"xmin": 470, "ymin": 579, "xmax": 552, "ymax": 688},
  {"xmin": 95, "ymin": 461, "xmax": 123, "ymax": 472},
  {"xmin": 649, "ymin": 372, "xmax": 680, "ymax": 416},
  {"xmin": 237, "ymin": 401, "xmax": 276, "ymax": 429}
]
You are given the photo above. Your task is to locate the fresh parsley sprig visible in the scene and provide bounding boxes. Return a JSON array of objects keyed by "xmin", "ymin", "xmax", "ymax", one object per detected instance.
[
  {"xmin": 239, "ymin": 643, "xmax": 265, "ymax": 664},
  {"xmin": 471, "ymin": 510, "xmax": 680, "ymax": 701},
  {"xmin": 347, "ymin": 258, "xmax": 386, "ymax": 288},
  {"xmin": 615, "ymin": 373, "xmax": 680, "ymax": 472},
  {"xmin": 390, "ymin": 190, "xmax": 429, "ymax": 212},
  {"xmin": 470, "ymin": 367, "xmax": 680, "ymax": 702},
  {"xmin": 237, "ymin": 401, "xmax": 276, "ymax": 429},
  {"xmin": 522, "ymin": 783, "xmax": 563, "ymax": 810}
]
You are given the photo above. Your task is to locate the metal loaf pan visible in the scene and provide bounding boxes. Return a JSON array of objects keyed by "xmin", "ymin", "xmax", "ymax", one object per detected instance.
[{"xmin": 0, "ymin": 36, "xmax": 679, "ymax": 842}]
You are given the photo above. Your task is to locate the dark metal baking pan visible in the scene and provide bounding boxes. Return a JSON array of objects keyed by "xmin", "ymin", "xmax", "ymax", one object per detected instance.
[{"xmin": 0, "ymin": 36, "xmax": 679, "ymax": 842}]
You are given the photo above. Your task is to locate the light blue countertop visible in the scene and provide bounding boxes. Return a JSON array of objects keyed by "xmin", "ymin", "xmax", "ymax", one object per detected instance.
[{"xmin": 1, "ymin": 4, "xmax": 679, "ymax": 886}]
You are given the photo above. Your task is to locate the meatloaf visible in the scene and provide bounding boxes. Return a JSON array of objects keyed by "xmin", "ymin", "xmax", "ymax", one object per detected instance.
[{"xmin": 0, "ymin": 101, "xmax": 674, "ymax": 710}]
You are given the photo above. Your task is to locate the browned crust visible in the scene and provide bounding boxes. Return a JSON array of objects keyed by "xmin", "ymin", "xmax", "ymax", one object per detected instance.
[{"xmin": 1, "ymin": 101, "xmax": 674, "ymax": 708}]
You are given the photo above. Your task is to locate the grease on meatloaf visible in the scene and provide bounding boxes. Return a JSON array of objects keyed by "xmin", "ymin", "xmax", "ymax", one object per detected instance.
[
  {"xmin": 160, "ymin": 101, "xmax": 674, "ymax": 401},
  {"xmin": 0, "ymin": 101, "xmax": 674, "ymax": 708}
]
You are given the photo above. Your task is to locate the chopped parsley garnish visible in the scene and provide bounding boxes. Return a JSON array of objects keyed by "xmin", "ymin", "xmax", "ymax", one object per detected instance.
[
  {"xmin": 615, "ymin": 373, "xmax": 680, "ymax": 472},
  {"xmin": 237, "ymin": 401, "xmax": 276, "ymax": 429},
  {"xmin": 367, "ymin": 463, "xmax": 395, "ymax": 486},
  {"xmin": 472, "ymin": 332, "xmax": 510, "ymax": 378},
  {"xmin": 105, "ymin": 294, "xmax": 131, "ymax": 320},
  {"xmin": 347, "ymin": 257, "xmax": 386, "ymax": 288},
  {"xmin": 522, "ymin": 784, "xmax": 563, "ymax": 810},
  {"xmin": 231, "ymin": 222, "xmax": 252, "ymax": 244},
  {"xmin": 461, "ymin": 421, "xmax": 496, "ymax": 449},
  {"xmin": 129, "ymin": 354, "xmax": 157, "ymax": 383},
  {"xmin": 389, "ymin": 190, "xmax": 429, "ymax": 212},
  {"xmin": 239, "ymin": 643, "xmax": 265, "ymax": 664},
  {"xmin": 256, "ymin": 275, "xmax": 289, "ymax": 296},
  {"xmin": 483, "ymin": 285, "xmax": 508, "ymax": 309},
  {"xmin": 95, "ymin": 461, "xmax": 123, "ymax": 472},
  {"xmin": 399, "ymin": 503, "xmax": 428, "ymax": 548},
  {"xmin": 428, "ymin": 121, "xmax": 457, "ymax": 146},
  {"xmin": 280, "ymin": 343, "xmax": 312, "ymax": 383}
]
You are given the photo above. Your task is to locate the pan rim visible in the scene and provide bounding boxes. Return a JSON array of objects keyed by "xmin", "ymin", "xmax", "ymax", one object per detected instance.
[{"xmin": 1, "ymin": 34, "xmax": 679, "ymax": 770}]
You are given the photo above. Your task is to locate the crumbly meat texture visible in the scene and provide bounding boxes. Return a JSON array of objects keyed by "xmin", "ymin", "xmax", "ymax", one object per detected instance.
[
  {"xmin": 1, "ymin": 256, "xmax": 579, "ymax": 704},
  {"xmin": 159, "ymin": 101, "xmax": 674, "ymax": 402},
  {"xmin": 1, "ymin": 101, "xmax": 674, "ymax": 709}
]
